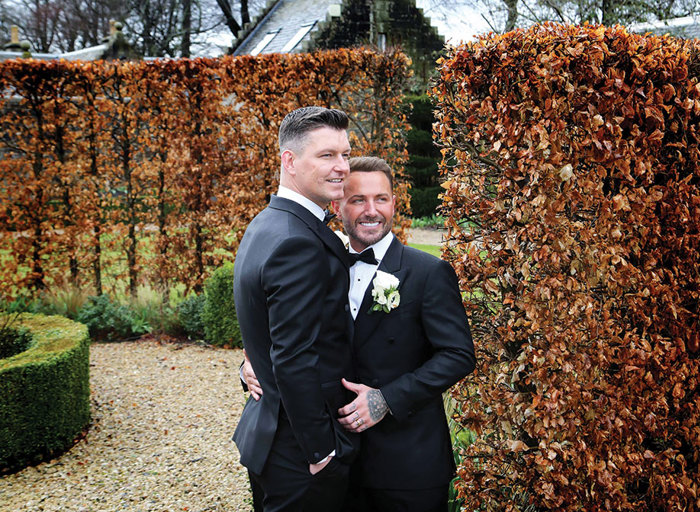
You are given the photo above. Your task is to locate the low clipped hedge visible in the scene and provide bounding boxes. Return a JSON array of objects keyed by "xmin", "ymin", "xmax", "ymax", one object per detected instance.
[{"xmin": 0, "ymin": 314, "xmax": 90, "ymax": 472}]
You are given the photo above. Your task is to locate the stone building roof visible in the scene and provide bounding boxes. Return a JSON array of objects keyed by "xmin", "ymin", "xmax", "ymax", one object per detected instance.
[
  {"xmin": 0, "ymin": 44, "xmax": 111, "ymax": 62},
  {"xmin": 233, "ymin": 0, "xmax": 344, "ymax": 56},
  {"xmin": 1, "ymin": 21, "xmax": 138, "ymax": 62},
  {"xmin": 232, "ymin": 0, "xmax": 444, "ymax": 57},
  {"xmin": 629, "ymin": 15, "xmax": 700, "ymax": 40},
  {"xmin": 231, "ymin": 0, "xmax": 445, "ymax": 87}
]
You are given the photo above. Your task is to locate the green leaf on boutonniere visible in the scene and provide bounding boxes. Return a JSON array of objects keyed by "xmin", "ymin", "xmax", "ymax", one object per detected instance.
[{"xmin": 369, "ymin": 271, "xmax": 400, "ymax": 314}]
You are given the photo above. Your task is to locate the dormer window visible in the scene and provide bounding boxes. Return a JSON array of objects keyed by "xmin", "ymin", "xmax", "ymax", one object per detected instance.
[
  {"xmin": 251, "ymin": 29, "xmax": 281, "ymax": 55},
  {"xmin": 282, "ymin": 23, "xmax": 316, "ymax": 52}
]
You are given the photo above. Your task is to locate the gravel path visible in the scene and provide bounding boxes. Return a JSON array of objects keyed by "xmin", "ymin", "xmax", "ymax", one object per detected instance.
[
  {"xmin": 0, "ymin": 340, "xmax": 252, "ymax": 512},
  {"xmin": 406, "ymin": 227, "xmax": 445, "ymax": 246},
  {"xmin": 1, "ymin": 232, "xmax": 442, "ymax": 512}
]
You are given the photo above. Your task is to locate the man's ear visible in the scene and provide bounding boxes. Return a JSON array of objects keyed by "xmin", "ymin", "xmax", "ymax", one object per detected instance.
[
  {"xmin": 281, "ymin": 150, "xmax": 295, "ymax": 175},
  {"xmin": 331, "ymin": 200, "xmax": 341, "ymax": 219}
]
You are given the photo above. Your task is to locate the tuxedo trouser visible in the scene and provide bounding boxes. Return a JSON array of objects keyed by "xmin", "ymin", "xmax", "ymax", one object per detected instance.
[
  {"xmin": 248, "ymin": 470, "xmax": 263, "ymax": 512},
  {"xmin": 250, "ymin": 417, "xmax": 350, "ymax": 512},
  {"xmin": 344, "ymin": 484, "xmax": 449, "ymax": 512}
]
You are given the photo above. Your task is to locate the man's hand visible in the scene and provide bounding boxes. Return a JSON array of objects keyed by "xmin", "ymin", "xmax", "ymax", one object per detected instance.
[
  {"xmin": 242, "ymin": 349, "xmax": 263, "ymax": 400},
  {"xmin": 309, "ymin": 455, "xmax": 333, "ymax": 475},
  {"xmin": 337, "ymin": 378, "xmax": 389, "ymax": 433}
]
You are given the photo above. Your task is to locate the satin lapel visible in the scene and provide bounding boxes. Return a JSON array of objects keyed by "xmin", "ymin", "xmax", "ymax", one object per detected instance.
[
  {"xmin": 269, "ymin": 195, "xmax": 350, "ymax": 269},
  {"xmin": 353, "ymin": 236, "xmax": 408, "ymax": 345},
  {"xmin": 315, "ymin": 222, "xmax": 352, "ymax": 269}
]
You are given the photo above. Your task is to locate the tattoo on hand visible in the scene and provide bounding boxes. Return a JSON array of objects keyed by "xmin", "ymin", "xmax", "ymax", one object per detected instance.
[{"xmin": 368, "ymin": 389, "xmax": 388, "ymax": 422}]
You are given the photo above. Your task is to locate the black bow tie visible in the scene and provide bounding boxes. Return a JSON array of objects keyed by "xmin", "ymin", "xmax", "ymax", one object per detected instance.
[
  {"xmin": 323, "ymin": 210, "xmax": 336, "ymax": 225},
  {"xmin": 348, "ymin": 248, "xmax": 377, "ymax": 266}
]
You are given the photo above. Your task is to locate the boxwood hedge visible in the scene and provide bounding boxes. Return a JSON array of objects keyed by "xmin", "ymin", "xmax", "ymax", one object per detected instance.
[{"xmin": 0, "ymin": 314, "xmax": 90, "ymax": 472}]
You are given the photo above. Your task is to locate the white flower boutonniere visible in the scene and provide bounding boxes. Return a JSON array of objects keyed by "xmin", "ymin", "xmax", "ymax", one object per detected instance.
[
  {"xmin": 334, "ymin": 230, "xmax": 349, "ymax": 249},
  {"xmin": 370, "ymin": 271, "xmax": 400, "ymax": 314}
]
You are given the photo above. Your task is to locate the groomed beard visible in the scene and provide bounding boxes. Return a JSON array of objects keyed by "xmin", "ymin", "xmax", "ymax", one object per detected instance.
[{"xmin": 344, "ymin": 215, "xmax": 392, "ymax": 249}]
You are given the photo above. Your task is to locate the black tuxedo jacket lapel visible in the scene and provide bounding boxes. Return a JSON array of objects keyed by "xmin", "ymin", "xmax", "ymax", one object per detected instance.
[
  {"xmin": 269, "ymin": 195, "xmax": 350, "ymax": 268},
  {"xmin": 269, "ymin": 195, "xmax": 354, "ymax": 339},
  {"xmin": 354, "ymin": 236, "xmax": 408, "ymax": 345},
  {"xmin": 234, "ymin": 194, "xmax": 360, "ymax": 474}
]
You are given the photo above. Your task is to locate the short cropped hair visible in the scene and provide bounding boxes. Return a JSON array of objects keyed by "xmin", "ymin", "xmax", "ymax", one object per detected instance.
[
  {"xmin": 279, "ymin": 106, "xmax": 349, "ymax": 154},
  {"xmin": 348, "ymin": 156, "xmax": 394, "ymax": 190}
]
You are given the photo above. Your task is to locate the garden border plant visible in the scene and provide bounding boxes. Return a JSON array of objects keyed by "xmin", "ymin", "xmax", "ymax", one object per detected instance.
[{"xmin": 0, "ymin": 313, "xmax": 90, "ymax": 473}]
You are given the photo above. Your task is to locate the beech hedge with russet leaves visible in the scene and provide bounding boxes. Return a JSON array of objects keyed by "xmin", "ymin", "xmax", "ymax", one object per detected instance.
[
  {"xmin": 432, "ymin": 24, "xmax": 699, "ymax": 511},
  {"xmin": 0, "ymin": 49, "xmax": 411, "ymax": 298}
]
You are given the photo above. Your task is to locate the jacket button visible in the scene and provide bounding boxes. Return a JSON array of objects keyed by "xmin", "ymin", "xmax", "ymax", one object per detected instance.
[
  {"xmin": 344, "ymin": 304, "xmax": 349, "ymax": 312},
  {"xmin": 371, "ymin": 379, "xmax": 379, "ymax": 386},
  {"xmin": 313, "ymin": 452, "xmax": 320, "ymax": 459},
  {"xmin": 388, "ymin": 337, "xmax": 395, "ymax": 343}
]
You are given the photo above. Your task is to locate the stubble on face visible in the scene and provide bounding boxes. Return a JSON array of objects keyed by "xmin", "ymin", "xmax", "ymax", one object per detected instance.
[
  {"xmin": 340, "ymin": 171, "xmax": 395, "ymax": 251},
  {"xmin": 345, "ymin": 211, "xmax": 391, "ymax": 249}
]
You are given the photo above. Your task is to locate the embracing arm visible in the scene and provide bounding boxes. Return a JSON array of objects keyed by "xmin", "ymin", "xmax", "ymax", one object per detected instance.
[
  {"xmin": 380, "ymin": 259, "xmax": 476, "ymax": 422},
  {"xmin": 240, "ymin": 349, "xmax": 263, "ymax": 400}
]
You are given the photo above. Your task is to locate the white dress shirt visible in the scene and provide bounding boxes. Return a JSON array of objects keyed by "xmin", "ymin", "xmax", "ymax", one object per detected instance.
[
  {"xmin": 276, "ymin": 185, "xmax": 326, "ymax": 222},
  {"xmin": 348, "ymin": 231, "xmax": 394, "ymax": 320}
]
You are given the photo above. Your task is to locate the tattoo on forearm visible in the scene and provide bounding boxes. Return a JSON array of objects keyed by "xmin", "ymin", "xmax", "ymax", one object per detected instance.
[{"xmin": 368, "ymin": 390, "xmax": 389, "ymax": 422}]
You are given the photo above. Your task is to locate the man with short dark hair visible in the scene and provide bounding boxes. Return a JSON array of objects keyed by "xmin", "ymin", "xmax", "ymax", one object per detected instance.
[{"xmin": 233, "ymin": 106, "xmax": 359, "ymax": 512}]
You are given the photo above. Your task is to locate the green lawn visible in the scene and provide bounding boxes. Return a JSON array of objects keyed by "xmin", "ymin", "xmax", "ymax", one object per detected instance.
[{"xmin": 408, "ymin": 243, "xmax": 442, "ymax": 258}]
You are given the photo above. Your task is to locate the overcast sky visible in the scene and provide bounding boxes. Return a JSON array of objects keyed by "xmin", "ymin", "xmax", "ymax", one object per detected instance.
[{"xmin": 415, "ymin": 0, "xmax": 492, "ymax": 44}]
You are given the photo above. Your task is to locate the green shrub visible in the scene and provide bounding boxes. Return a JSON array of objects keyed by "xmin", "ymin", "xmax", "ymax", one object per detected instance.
[
  {"xmin": 202, "ymin": 263, "xmax": 241, "ymax": 347},
  {"xmin": 0, "ymin": 295, "xmax": 42, "ymax": 314},
  {"xmin": 406, "ymin": 155, "xmax": 440, "ymax": 187},
  {"xmin": 177, "ymin": 293, "xmax": 206, "ymax": 340},
  {"xmin": 406, "ymin": 129, "xmax": 437, "ymax": 157},
  {"xmin": 404, "ymin": 94, "xmax": 442, "ymax": 219},
  {"xmin": 75, "ymin": 295, "xmax": 149, "ymax": 341},
  {"xmin": 411, "ymin": 214, "xmax": 445, "ymax": 229},
  {"xmin": 130, "ymin": 285, "xmax": 178, "ymax": 334},
  {"xmin": 0, "ymin": 314, "xmax": 90, "ymax": 472},
  {"xmin": 0, "ymin": 320, "xmax": 31, "ymax": 359},
  {"xmin": 409, "ymin": 186, "xmax": 442, "ymax": 218}
]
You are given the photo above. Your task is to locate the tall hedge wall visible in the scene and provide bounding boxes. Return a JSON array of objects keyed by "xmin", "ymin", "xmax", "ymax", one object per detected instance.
[
  {"xmin": 432, "ymin": 23, "xmax": 699, "ymax": 510},
  {"xmin": 0, "ymin": 49, "xmax": 411, "ymax": 297},
  {"xmin": 0, "ymin": 314, "xmax": 90, "ymax": 472}
]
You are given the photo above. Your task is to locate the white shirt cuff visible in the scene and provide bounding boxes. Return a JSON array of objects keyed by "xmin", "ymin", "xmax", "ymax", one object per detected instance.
[{"xmin": 316, "ymin": 450, "xmax": 336, "ymax": 464}]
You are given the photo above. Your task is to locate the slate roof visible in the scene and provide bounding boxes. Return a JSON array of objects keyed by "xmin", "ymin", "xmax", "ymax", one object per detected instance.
[
  {"xmin": 233, "ymin": 0, "xmax": 338, "ymax": 56},
  {"xmin": 232, "ymin": 0, "xmax": 444, "ymax": 58},
  {"xmin": 629, "ymin": 15, "xmax": 700, "ymax": 40}
]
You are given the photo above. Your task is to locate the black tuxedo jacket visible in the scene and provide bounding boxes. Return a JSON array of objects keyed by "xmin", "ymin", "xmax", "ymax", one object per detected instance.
[
  {"xmin": 233, "ymin": 195, "xmax": 359, "ymax": 475},
  {"xmin": 353, "ymin": 236, "xmax": 475, "ymax": 489}
]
